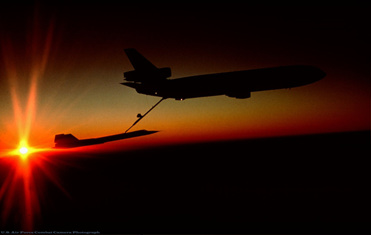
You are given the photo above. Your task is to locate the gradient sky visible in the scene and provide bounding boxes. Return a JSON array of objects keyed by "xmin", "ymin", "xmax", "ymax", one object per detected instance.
[{"xmin": 0, "ymin": 4, "xmax": 369, "ymax": 151}]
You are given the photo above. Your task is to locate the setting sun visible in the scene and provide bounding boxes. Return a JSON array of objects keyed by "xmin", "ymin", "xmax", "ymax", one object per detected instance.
[
  {"xmin": 19, "ymin": 146, "xmax": 29, "ymax": 155},
  {"xmin": 17, "ymin": 141, "xmax": 31, "ymax": 160}
]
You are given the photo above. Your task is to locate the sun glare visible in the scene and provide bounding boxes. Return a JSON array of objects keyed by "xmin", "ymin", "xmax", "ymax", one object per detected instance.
[{"xmin": 0, "ymin": 10, "xmax": 58, "ymax": 230}]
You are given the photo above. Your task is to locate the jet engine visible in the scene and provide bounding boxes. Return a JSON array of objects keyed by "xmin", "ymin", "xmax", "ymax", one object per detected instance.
[{"xmin": 124, "ymin": 67, "xmax": 171, "ymax": 82}]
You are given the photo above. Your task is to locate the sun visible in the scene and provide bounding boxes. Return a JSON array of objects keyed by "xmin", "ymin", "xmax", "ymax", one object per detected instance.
[
  {"xmin": 19, "ymin": 146, "xmax": 29, "ymax": 155},
  {"xmin": 17, "ymin": 140, "xmax": 31, "ymax": 160}
]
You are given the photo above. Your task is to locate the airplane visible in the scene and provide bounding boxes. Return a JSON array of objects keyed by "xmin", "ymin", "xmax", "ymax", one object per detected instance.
[
  {"xmin": 54, "ymin": 129, "xmax": 157, "ymax": 148},
  {"xmin": 121, "ymin": 48, "xmax": 326, "ymax": 100}
]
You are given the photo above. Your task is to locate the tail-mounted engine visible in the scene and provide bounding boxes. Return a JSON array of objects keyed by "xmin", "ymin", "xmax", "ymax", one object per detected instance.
[{"xmin": 124, "ymin": 67, "xmax": 171, "ymax": 83}]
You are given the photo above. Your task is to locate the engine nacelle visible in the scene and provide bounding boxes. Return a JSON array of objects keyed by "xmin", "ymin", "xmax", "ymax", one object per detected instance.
[
  {"xmin": 158, "ymin": 67, "xmax": 171, "ymax": 79},
  {"xmin": 124, "ymin": 67, "xmax": 171, "ymax": 82}
]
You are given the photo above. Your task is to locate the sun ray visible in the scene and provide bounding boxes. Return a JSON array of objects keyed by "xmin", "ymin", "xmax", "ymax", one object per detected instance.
[{"xmin": 0, "ymin": 9, "xmax": 59, "ymax": 230}]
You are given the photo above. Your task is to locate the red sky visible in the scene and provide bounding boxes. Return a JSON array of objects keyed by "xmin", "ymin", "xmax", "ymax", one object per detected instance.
[{"xmin": 0, "ymin": 4, "xmax": 369, "ymax": 152}]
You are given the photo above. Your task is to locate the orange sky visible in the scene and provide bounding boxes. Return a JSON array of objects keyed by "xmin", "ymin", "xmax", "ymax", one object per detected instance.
[{"xmin": 0, "ymin": 4, "xmax": 369, "ymax": 152}]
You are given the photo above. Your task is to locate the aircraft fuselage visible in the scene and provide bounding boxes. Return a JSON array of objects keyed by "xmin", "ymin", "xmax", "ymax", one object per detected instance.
[{"xmin": 122, "ymin": 65, "xmax": 325, "ymax": 100}]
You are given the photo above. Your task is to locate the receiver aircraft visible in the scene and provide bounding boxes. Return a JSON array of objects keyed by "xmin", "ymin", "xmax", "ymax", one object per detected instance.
[
  {"xmin": 54, "ymin": 130, "xmax": 157, "ymax": 148},
  {"xmin": 121, "ymin": 48, "xmax": 325, "ymax": 100}
]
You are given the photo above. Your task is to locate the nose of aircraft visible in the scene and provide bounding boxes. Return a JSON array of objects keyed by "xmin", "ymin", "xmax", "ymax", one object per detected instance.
[
  {"xmin": 301, "ymin": 66, "xmax": 326, "ymax": 84},
  {"xmin": 313, "ymin": 67, "xmax": 326, "ymax": 81}
]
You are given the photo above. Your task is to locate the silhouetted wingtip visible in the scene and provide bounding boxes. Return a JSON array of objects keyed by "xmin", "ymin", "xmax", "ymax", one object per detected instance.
[{"xmin": 131, "ymin": 129, "xmax": 159, "ymax": 134}]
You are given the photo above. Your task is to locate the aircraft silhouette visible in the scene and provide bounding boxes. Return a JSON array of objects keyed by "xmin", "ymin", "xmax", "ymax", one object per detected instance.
[
  {"xmin": 54, "ymin": 130, "xmax": 157, "ymax": 148},
  {"xmin": 121, "ymin": 48, "xmax": 325, "ymax": 100}
]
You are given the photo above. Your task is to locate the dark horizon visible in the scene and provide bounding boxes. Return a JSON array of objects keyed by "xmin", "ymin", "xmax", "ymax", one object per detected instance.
[{"xmin": 1, "ymin": 130, "xmax": 369, "ymax": 233}]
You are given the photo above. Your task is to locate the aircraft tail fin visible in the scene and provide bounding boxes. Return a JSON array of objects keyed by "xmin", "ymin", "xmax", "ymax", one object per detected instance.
[
  {"xmin": 124, "ymin": 48, "xmax": 158, "ymax": 71},
  {"xmin": 123, "ymin": 48, "xmax": 171, "ymax": 83},
  {"xmin": 54, "ymin": 134, "xmax": 79, "ymax": 148}
]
